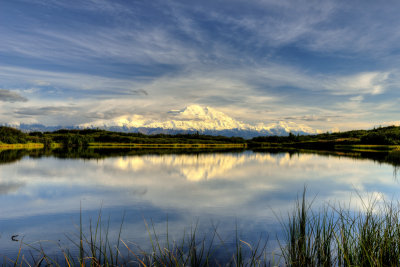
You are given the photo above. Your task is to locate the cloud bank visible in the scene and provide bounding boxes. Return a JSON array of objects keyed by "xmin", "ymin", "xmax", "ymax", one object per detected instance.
[{"xmin": 1, "ymin": 1, "xmax": 400, "ymax": 131}]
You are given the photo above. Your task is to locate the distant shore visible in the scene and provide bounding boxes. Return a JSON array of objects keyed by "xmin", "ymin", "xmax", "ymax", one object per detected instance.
[{"xmin": 2, "ymin": 125, "xmax": 400, "ymax": 152}]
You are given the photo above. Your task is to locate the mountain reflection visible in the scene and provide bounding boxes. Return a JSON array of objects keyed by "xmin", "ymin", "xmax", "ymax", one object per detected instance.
[
  {"xmin": 113, "ymin": 152, "xmax": 318, "ymax": 181},
  {"xmin": 1, "ymin": 147, "xmax": 400, "ymax": 169},
  {"xmin": 0, "ymin": 149, "xmax": 398, "ymax": 219}
]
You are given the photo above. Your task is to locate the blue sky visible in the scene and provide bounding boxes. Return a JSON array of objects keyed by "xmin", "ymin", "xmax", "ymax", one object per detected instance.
[{"xmin": 1, "ymin": 0, "xmax": 400, "ymax": 131}]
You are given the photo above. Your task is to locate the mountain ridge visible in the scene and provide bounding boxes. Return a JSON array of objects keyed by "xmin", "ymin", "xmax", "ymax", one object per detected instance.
[
  {"xmin": 77, "ymin": 105, "xmax": 319, "ymax": 138},
  {"xmin": 3, "ymin": 105, "xmax": 320, "ymax": 138}
]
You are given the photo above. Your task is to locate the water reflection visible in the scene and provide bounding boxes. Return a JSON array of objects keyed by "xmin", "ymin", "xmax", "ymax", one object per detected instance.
[
  {"xmin": 0, "ymin": 148, "xmax": 399, "ymax": 218},
  {"xmin": 0, "ymin": 148, "xmax": 399, "ymax": 261},
  {"xmin": 2, "ymin": 147, "xmax": 400, "ymax": 169}
]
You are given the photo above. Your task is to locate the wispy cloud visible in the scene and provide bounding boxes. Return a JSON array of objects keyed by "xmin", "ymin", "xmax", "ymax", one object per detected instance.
[
  {"xmin": 321, "ymin": 71, "xmax": 391, "ymax": 95},
  {"xmin": 15, "ymin": 106, "xmax": 74, "ymax": 116},
  {"xmin": 200, "ymin": 0, "xmax": 337, "ymax": 47},
  {"xmin": 283, "ymin": 115, "xmax": 343, "ymax": 122}
]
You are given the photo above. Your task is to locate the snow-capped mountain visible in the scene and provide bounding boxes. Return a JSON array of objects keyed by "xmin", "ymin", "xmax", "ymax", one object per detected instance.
[
  {"xmin": 3, "ymin": 105, "xmax": 320, "ymax": 138},
  {"xmin": 78, "ymin": 105, "xmax": 320, "ymax": 138}
]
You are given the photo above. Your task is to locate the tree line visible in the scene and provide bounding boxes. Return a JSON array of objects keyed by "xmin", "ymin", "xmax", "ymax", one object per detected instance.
[
  {"xmin": 0, "ymin": 127, "xmax": 246, "ymax": 147},
  {"xmin": 251, "ymin": 125, "xmax": 400, "ymax": 145},
  {"xmin": 2, "ymin": 125, "xmax": 400, "ymax": 147}
]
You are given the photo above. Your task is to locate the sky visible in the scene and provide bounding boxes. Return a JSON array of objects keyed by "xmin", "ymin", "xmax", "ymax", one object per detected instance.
[{"xmin": 1, "ymin": 0, "xmax": 400, "ymax": 131}]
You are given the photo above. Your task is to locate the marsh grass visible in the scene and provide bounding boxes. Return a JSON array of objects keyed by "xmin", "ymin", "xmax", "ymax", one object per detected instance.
[
  {"xmin": 4, "ymin": 209, "xmax": 128, "ymax": 267},
  {"xmin": 8, "ymin": 211, "xmax": 271, "ymax": 267},
  {"xmin": 9, "ymin": 190, "xmax": 400, "ymax": 266},
  {"xmin": 280, "ymin": 189, "xmax": 400, "ymax": 266},
  {"xmin": 127, "ymin": 219, "xmax": 270, "ymax": 266}
]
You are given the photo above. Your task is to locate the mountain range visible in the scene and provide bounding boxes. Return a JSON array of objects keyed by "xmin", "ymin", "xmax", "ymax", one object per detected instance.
[{"xmin": 6, "ymin": 105, "xmax": 320, "ymax": 138}]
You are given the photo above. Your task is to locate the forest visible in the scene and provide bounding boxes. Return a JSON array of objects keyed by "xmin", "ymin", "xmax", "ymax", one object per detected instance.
[
  {"xmin": 0, "ymin": 127, "xmax": 246, "ymax": 147},
  {"xmin": 251, "ymin": 125, "xmax": 400, "ymax": 145}
]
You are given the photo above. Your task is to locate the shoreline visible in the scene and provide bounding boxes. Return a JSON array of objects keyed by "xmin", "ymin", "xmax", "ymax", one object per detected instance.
[
  {"xmin": 1, "ymin": 142, "xmax": 400, "ymax": 153},
  {"xmin": 88, "ymin": 142, "xmax": 247, "ymax": 148}
]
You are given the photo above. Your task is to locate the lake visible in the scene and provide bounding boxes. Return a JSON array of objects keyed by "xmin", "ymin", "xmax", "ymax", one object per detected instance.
[{"xmin": 0, "ymin": 148, "xmax": 399, "ymax": 264}]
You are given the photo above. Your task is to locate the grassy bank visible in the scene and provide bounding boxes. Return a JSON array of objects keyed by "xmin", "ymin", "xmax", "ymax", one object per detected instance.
[
  {"xmin": 0, "ymin": 143, "xmax": 44, "ymax": 150},
  {"xmin": 335, "ymin": 144, "xmax": 400, "ymax": 152}
]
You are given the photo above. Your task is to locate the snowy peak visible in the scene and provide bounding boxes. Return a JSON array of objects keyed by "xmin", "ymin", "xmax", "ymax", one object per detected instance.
[
  {"xmin": 147, "ymin": 105, "xmax": 246, "ymax": 130},
  {"xmin": 175, "ymin": 105, "xmax": 236, "ymax": 123},
  {"xmin": 180, "ymin": 105, "xmax": 210, "ymax": 118},
  {"xmin": 78, "ymin": 104, "xmax": 320, "ymax": 138}
]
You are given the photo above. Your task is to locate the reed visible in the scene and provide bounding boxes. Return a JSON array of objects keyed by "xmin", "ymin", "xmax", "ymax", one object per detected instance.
[
  {"xmin": 279, "ymin": 189, "xmax": 400, "ymax": 266},
  {"xmin": 10, "ymin": 212, "xmax": 271, "ymax": 266},
  {"xmin": 124, "ymin": 219, "xmax": 269, "ymax": 266},
  {"xmin": 9, "ymin": 189, "xmax": 400, "ymax": 266}
]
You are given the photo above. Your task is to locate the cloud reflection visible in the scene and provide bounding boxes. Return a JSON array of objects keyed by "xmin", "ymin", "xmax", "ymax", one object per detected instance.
[
  {"xmin": 0, "ymin": 151, "xmax": 396, "ymax": 219},
  {"xmin": 0, "ymin": 182, "xmax": 25, "ymax": 195},
  {"xmin": 0, "ymin": 151, "xmax": 398, "ymax": 260}
]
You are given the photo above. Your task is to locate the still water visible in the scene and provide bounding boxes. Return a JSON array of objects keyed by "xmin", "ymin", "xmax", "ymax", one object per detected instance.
[{"xmin": 0, "ymin": 148, "xmax": 399, "ymax": 262}]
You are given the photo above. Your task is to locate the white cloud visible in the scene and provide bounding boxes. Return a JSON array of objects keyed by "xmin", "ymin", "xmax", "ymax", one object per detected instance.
[
  {"xmin": 34, "ymin": 80, "xmax": 51, "ymax": 86},
  {"xmin": 332, "ymin": 72, "xmax": 390, "ymax": 95},
  {"xmin": 229, "ymin": 64, "xmax": 391, "ymax": 96}
]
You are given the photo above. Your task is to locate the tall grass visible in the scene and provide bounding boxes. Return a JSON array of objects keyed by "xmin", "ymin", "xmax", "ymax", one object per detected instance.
[
  {"xmin": 9, "ymin": 209, "xmax": 128, "ymax": 267},
  {"xmin": 122, "ymin": 219, "xmax": 270, "ymax": 266},
  {"xmin": 280, "ymin": 190, "xmax": 400, "ymax": 266},
  {"xmin": 10, "ymin": 213, "xmax": 271, "ymax": 266},
  {"xmin": 281, "ymin": 191, "xmax": 338, "ymax": 266},
  {"xmin": 9, "ymin": 190, "xmax": 400, "ymax": 266}
]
